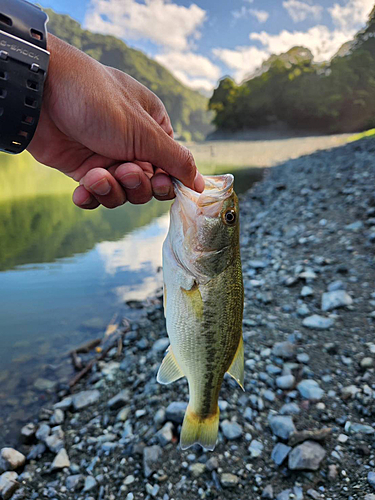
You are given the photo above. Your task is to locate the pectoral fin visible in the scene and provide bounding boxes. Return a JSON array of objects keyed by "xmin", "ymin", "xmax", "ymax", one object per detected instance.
[
  {"xmin": 157, "ymin": 347, "xmax": 184, "ymax": 385},
  {"xmin": 227, "ymin": 336, "xmax": 244, "ymax": 390}
]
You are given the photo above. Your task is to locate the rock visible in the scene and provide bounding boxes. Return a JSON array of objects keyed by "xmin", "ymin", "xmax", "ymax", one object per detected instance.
[
  {"xmin": 35, "ymin": 423, "xmax": 50, "ymax": 442},
  {"xmin": 338, "ymin": 433, "xmax": 348, "ymax": 443},
  {"xmin": 27, "ymin": 443, "xmax": 46, "ymax": 461},
  {"xmin": 72, "ymin": 390, "xmax": 100, "ymax": 410},
  {"xmin": 288, "ymin": 440, "xmax": 326, "ymax": 470},
  {"xmin": 221, "ymin": 420, "xmax": 243, "ymax": 440},
  {"xmin": 365, "ymin": 495, "xmax": 375, "ymax": 500},
  {"xmin": 321, "ymin": 290, "xmax": 353, "ymax": 311},
  {"xmin": 272, "ymin": 341, "xmax": 295, "ymax": 359},
  {"xmin": 296, "ymin": 353, "xmax": 309, "ymax": 364},
  {"xmin": 143, "ymin": 445, "xmax": 162, "ymax": 478},
  {"xmin": 261, "ymin": 484, "xmax": 274, "ymax": 499},
  {"xmin": 276, "ymin": 487, "xmax": 303, "ymax": 500},
  {"xmin": 206, "ymin": 457, "xmax": 218, "ymax": 471},
  {"xmin": 327, "ymin": 280, "xmax": 345, "ymax": 292},
  {"xmin": 33, "ymin": 378, "xmax": 57, "ymax": 391},
  {"xmin": 220, "ymin": 473, "xmax": 239, "ymax": 487},
  {"xmin": 280, "ymin": 403, "xmax": 300, "ymax": 415},
  {"xmin": 307, "ymin": 489, "xmax": 321, "ymax": 499},
  {"xmin": 301, "ymin": 286, "xmax": 313, "ymax": 297},
  {"xmin": 269, "ymin": 416, "xmax": 296, "ymax": 440},
  {"xmin": 345, "ymin": 220, "xmax": 363, "ymax": 231},
  {"xmin": 156, "ymin": 422, "xmax": 174, "ymax": 446},
  {"xmin": 0, "ymin": 471, "xmax": 19, "ymax": 500},
  {"xmin": 116, "ymin": 406, "xmax": 130, "ymax": 422},
  {"xmin": 288, "ymin": 427, "xmax": 332, "ymax": 446},
  {"xmin": 45, "ymin": 433, "xmax": 64, "ymax": 454},
  {"xmin": 152, "ymin": 338, "xmax": 169, "ymax": 352},
  {"xmin": 0, "ymin": 448, "xmax": 25, "ymax": 472},
  {"xmin": 51, "ymin": 449, "xmax": 70, "ymax": 471},
  {"xmin": 303, "ymin": 315, "xmax": 334, "ymax": 329},
  {"xmin": 297, "ymin": 379, "xmax": 324, "ymax": 400},
  {"xmin": 189, "ymin": 463, "xmax": 206, "ymax": 477},
  {"xmin": 368, "ymin": 472, "xmax": 375, "ymax": 490},
  {"xmin": 361, "ymin": 357, "xmax": 374, "ymax": 369},
  {"xmin": 244, "ymin": 407, "xmax": 253, "ymax": 422},
  {"xmin": 53, "ymin": 396, "xmax": 72, "ymax": 411},
  {"xmin": 20, "ymin": 423, "xmax": 36, "ymax": 444},
  {"xmin": 349, "ymin": 422, "xmax": 374, "ymax": 434},
  {"xmin": 50, "ymin": 409, "xmax": 64, "ymax": 425},
  {"xmin": 124, "ymin": 475, "xmax": 135, "ymax": 485},
  {"xmin": 248, "ymin": 260, "xmax": 267, "ymax": 269},
  {"xmin": 271, "ymin": 443, "xmax": 292, "ymax": 466},
  {"xmin": 341, "ymin": 385, "xmax": 360, "ymax": 399},
  {"xmin": 248, "ymin": 440, "xmax": 263, "ymax": 458},
  {"xmin": 165, "ymin": 402, "xmax": 187, "ymax": 424},
  {"xmin": 297, "ymin": 304, "xmax": 310, "ymax": 317},
  {"xmin": 66, "ymin": 474, "xmax": 84, "ymax": 491},
  {"xmin": 276, "ymin": 374, "xmax": 295, "ymax": 390},
  {"xmin": 83, "ymin": 476, "xmax": 97, "ymax": 492},
  {"xmin": 328, "ymin": 464, "xmax": 338, "ymax": 481},
  {"xmin": 107, "ymin": 390, "xmax": 129, "ymax": 410}
]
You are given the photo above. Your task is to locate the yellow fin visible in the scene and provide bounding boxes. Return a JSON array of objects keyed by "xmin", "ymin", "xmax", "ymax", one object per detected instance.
[
  {"xmin": 157, "ymin": 347, "xmax": 184, "ymax": 385},
  {"xmin": 181, "ymin": 281, "xmax": 203, "ymax": 319},
  {"xmin": 227, "ymin": 336, "xmax": 244, "ymax": 390},
  {"xmin": 180, "ymin": 405, "xmax": 219, "ymax": 451}
]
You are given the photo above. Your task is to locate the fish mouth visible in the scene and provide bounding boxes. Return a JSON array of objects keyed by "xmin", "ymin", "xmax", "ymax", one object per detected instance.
[{"xmin": 173, "ymin": 174, "xmax": 234, "ymax": 210}]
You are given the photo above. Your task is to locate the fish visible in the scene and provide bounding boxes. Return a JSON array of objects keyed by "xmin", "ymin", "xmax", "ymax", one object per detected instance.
[{"xmin": 157, "ymin": 174, "xmax": 244, "ymax": 451}]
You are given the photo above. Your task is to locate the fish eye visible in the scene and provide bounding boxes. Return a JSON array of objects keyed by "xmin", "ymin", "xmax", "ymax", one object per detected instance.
[{"xmin": 224, "ymin": 209, "xmax": 236, "ymax": 225}]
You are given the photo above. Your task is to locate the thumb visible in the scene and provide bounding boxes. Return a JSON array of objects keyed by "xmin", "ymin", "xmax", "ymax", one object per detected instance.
[{"xmin": 139, "ymin": 116, "xmax": 204, "ymax": 192}]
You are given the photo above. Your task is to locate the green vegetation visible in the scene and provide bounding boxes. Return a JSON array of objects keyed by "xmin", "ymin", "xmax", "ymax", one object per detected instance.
[
  {"xmin": 46, "ymin": 9, "xmax": 212, "ymax": 141},
  {"xmin": 209, "ymin": 8, "xmax": 375, "ymax": 135},
  {"xmin": 348, "ymin": 128, "xmax": 375, "ymax": 142}
]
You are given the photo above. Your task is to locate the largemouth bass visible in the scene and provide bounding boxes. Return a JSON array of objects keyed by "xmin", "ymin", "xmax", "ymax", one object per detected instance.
[{"xmin": 157, "ymin": 174, "xmax": 244, "ymax": 451}]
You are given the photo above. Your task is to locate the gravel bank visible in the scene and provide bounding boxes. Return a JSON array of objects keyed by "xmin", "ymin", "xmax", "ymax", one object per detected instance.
[{"xmin": 1, "ymin": 138, "xmax": 375, "ymax": 500}]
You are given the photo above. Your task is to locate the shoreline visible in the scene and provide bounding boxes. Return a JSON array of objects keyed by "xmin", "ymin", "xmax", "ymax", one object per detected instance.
[{"xmin": 1, "ymin": 138, "xmax": 375, "ymax": 499}]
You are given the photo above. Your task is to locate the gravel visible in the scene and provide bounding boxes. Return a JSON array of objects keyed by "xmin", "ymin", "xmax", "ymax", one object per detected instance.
[{"xmin": 2, "ymin": 138, "xmax": 375, "ymax": 498}]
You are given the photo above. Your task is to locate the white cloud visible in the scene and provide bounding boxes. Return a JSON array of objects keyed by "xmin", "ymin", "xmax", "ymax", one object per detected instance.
[
  {"xmin": 213, "ymin": 46, "xmax": 269, "ymax": 82},
  {"xmin": 232, "ymin": 6, "xmax": 249, "ymax": 20},
  {"xmin": 84, "ymin": 0, "xmax": 206, "ymax": 51},
  {"xmin": 329, "ymin": 0, "xmax": 373, "ymax": 31},
  {"xmin": 249, "ymin": 9, "xmax": 269, "ymax": 23},
  {"xmin": 155, "ymin": 51, "xmax": 221, "ymax": 91},
  {"xmin": 283, "ymin": 0, "xmax": 323, "ymax": 23}
]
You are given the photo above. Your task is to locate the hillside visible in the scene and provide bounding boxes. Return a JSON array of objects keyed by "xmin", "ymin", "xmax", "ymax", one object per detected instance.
[
  {"xmin": 45, "ymin": 9, "xmax": 212, "ymax": 141},
  {"xmin": 209, "ymin": 8, "xmax": 375, "ymax": 135}
]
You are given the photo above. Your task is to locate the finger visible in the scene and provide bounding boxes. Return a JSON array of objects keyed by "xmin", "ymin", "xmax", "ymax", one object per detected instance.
[
  {"xmin": 81, "ymin": 167, "xmax": 127, "ymax": 209},
  {"xmin": 151, "ymin": 167, "xmax": 175, "ymax": 200},
  {"xmin": 112, "ymin": 162, "xmax": 153, "ymax": 205},
  {"xmin": 140, "ymin": 115, "xmax": 204, "ymax": 192},
  {"xmin": 72, "ymin": 185, "xmax": 100, "ymax": 210}
]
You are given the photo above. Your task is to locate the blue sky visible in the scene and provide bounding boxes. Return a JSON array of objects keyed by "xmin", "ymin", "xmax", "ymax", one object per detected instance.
[{"xmin": 35, "ymin": 0, "xmax": 373, "ymax": 92}]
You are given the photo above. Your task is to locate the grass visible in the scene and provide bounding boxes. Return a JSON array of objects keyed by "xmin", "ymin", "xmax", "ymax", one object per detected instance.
[{"xmin": 348, "ymin": 128, "xmax": 375, "ymax": 143}]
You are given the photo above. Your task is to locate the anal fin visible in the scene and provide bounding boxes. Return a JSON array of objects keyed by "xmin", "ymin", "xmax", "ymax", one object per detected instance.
[
  {"xmin": 227, "ymin": 336, "xmax": 244, "ymax": 390},
  {"xmin": 157, "ymin": 347, "xmax": 184, "ymax": 385}
]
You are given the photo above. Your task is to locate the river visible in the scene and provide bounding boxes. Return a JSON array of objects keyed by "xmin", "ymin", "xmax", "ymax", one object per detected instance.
[{"xmin": 0, "ymin": 134, "xmax": 349, "ymax": 446}]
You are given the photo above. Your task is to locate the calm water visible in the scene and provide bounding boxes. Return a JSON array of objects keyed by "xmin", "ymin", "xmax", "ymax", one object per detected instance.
[{"xmin": 0, "ymin": 153, "xmax": 263, "ymax": 446}]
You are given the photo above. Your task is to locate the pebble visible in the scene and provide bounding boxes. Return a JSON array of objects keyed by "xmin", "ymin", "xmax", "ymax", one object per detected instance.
[
  {"xmin": 269, "ymin": 416, "xmax": 296, "ymax": 440},
  {"xmin": 35, "ymin": 423, "xmax": 50, "ymax": 442},
  {"xmin": 0, "ymin": 448, "xmax": 25, "ymax": 472},
  {"xmin": 261, "ymin": 485, "xmax": 274, "ymax": 498},
  {"xmin": 51, "ymin": 449, "xmax": 70, "ymax": 471},
  {"xmin": 307, "ymin": 489, "xmax": 321, "ymax": 499},
  {"xmin": 368, "ymin": 472, "xmax": 375, "ymax": 490},
  {"xmin": 271, "ymin": 443, "xmax": 292, "ymax": 465},
  {"xmin": 156, "ymin": 422, "xmax": 174, "ymax": 446},
  {"xmin": 338, "ymin": 433, "xmax": 348, "ymax": 443},
  {"xmin": 116, "ymin": 406, "xmax": 130, "ymax": 422},
  {"xmin": 189, "ymin": 463, "xmax": 206, "ymax": 477},
  {"xmin": 143, "ymin": 446, "xmax": 162, "ymax": 478},
  {"xmin": 72, "ymin": 390, "xmax": 100, "ymax": 410},
  {"xmin": 83, "ymin": 476, "xmax": 97, "ymax": 492},
  {"xmin": 321, "ymin": 290, "xmax": 353, "ymax": 311},
  {"xmin": 301, "ymin": 285, "xmax": 313, "ymax": 297},
  {"xmin": 53, "ymin": 396, "xmax": 72, "ymax": 411},
  {"xmin": 248, "ymin": 440, "xmax": 263, "ymax": 458},
  {"xmin": 0, "ymin": 471, "xmax": 19, "ymax": 500},
  {"xmin": 361, "ymin": 357, "xmax": 374, "ymax": 368},
  {"xmin": 20, "ymin": 423, "xmax": 36, "ymax": 444},
  {"xmin": 302, "ymin": 315, "xmax": 334, "ymax": 329},
  {"xmin": 107, "ymin": 390, "xmax": 130, "ymax": 410},
  {"xmin": 296, "ymin": 352, "xmax": 309, "ymax": 363},
  {"xmin": 165, "ymin": 402, "xmax": 187, "ymax": 424},
  {"xmin": 221, "ymin": 420, "xmax": 243, "ymax": 440},
  {"xmin": 50, "ymin": 409, "xmax": 64, "ymax": 425},
  {"xmin": 328, "ymin": 464, "xmax": 338, "ymax": 481},
  {"xmin": 272, "ymin": 341, "xmax": 295, "ymax": 359},
  {"xmin": 206, "ymin": 457, "xmax": 218, "ymax": 471},
  {"xmin": 327, "ymin": 280, "xmax": 345, "ymax": 291},
  {"xmin": 220, "ymin": 473, "xmax": 239, "ymax": 487},
  {"xmin": 276, "ymin": 487, "xmax": 303, "ymax": 500},
  {"xmin": 152, "ymin": 338, "xmax": 169, "ymax": 351},
  {"xmin": 66, "ymin": 474, "xmax": 83, "ymax": 491},
  {"xmin": 280, "ymin": 403, "xmax": 300, "ymax": 415},
  {"xmin": 297, "ymin": 379, "xmax": 324, "ymax": 400},
  {"xmin": 276, "ymin": 374, "xmax": 295, "ymax": 389},
  {"xmin": 297, "ymin": 304, "xmax": 310, "ymax": 317},
  {"xmin": 33, "ymin": 378, "xmax": 56, "ymax": 391},
  {"xmin": 288, "ymin": 441, "xmax": 326, "ymax": 470}
]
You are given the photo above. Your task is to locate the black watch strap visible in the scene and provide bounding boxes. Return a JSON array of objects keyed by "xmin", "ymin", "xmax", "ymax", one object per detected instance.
[{"xmin": 0, "ymin": 0, "xmax": 49, "ymax": 153}]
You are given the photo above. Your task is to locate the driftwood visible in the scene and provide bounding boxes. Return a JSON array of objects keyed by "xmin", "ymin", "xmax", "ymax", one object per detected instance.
[{"xmin": 68, "ymin": 314, "xmax": 130, "ymax": 388}]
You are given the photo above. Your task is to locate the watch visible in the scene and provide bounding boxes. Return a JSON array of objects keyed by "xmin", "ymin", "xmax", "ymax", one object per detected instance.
[{"xmin": 0, "ymin": 0, "xmax": 49, "ymax": 153}]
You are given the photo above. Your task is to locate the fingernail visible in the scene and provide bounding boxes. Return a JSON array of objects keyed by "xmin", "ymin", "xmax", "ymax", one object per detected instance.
[
  {"xmin": 154, "ymin": 186, "xmax": 170, "ymax": 197},
  {"xmin": 120, "ymin": 173, "xmax": 141, "ymax": 189},
  {"xmin": 90, "ymin": 178, "xmax": 111, "ymax": 196},
  {"xmin": 194, "ymin": 171, "xmax": 205, "ymax": 193},
  {"xmin": 81, "ymin": 195, "xmax": 93, "ymax": 205}
]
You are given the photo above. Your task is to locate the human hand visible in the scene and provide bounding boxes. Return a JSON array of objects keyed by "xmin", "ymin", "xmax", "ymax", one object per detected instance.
[{"xmin": 27, "ymin": 34, "xmax": 204, "ymax": 209}]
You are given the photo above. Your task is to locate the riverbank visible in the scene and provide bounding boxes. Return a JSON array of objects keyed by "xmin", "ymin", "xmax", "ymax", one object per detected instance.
[{"xmin": 1, "ymin": 138, "xmax": 375, "ymax": 500}]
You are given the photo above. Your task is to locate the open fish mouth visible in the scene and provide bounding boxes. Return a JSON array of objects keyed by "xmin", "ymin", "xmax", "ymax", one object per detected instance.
[{"xmin": 173, "ymin": 174, "xmax": 234, "ymax": 208}]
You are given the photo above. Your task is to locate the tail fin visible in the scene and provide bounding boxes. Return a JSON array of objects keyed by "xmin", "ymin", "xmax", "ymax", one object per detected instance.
[{"xmin": 180, "ymin": 405, "xmax": 219, "ymax": 451}]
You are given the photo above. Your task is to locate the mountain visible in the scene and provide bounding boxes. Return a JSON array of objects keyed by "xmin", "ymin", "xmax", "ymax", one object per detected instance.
[
  {"xmin": 209, "ymin": 9, "xmax": 375, "ymax": 135},
  {"xmin": 45, "ymin": 9, "xmax": 213, "ymax": 141}
]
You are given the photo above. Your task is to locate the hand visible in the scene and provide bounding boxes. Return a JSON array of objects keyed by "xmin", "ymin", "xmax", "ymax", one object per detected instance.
[{"xmin": 27, "ymin": 35, "xmax": 204, "ymax": 209}]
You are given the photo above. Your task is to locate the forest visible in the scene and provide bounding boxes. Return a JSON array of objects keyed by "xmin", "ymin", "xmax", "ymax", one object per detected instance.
[{"xmin": 209, "ymin": 7, "xmax": 375, "ymax": 135}]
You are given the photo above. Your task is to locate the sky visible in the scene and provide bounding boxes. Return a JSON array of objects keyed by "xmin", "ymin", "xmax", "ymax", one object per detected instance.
[{"xmin": 35, "ymin": 0, "xmax": 374, "ymax": 92}]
